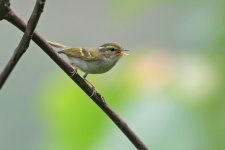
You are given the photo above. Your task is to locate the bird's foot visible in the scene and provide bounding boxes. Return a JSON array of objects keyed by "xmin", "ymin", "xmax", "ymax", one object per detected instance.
[
  {"xmin": 83, "ymin": 75, "xmax": 97, "ymax": 97},
  {"xmin": 70, "ymin": 68, "xmax": 78, "ymax": 77},
  {"xmin": 85, "ymin": 80, "xmax": 96, "ymax": 97},
  {"xmin": 90, "ymin": 86, "xmax": 96, "ymax": 97}
]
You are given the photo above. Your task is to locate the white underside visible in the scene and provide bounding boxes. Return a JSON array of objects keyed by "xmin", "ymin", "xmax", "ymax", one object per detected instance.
[{"xmin": 68, "ymin": 56, "xmax": 121, "ymax": 74}]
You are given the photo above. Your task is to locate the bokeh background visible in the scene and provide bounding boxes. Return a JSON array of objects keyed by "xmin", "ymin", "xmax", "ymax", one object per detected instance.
[{"xmin": 0, "ymin": 0, "xmax": 225, "ymax": 150}]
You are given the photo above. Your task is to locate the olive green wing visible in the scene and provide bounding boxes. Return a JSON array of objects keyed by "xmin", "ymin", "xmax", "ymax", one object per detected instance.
[
  {"xmin": 59, "ymin": 48, "xmax": 100, "ymax": 61},
  {"xmin": 48, "ymin": 41, "xmax": 100, "ymax": 61}
]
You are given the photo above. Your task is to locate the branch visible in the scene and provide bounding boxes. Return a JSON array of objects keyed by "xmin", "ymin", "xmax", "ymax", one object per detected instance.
[
  {"xmin": 0, "ymin": 0, "xmax": 46, "ymax": 89},
  {"xmin": 0, "ymin": 1, "xmax": 148, "ymax": 150},
  {"xmin": 0, "ymin": 0, "xmax": 10, "ymax": 20}
]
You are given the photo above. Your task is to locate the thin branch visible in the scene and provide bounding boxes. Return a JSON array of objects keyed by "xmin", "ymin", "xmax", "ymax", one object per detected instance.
[
  {"xmin": 0, "ymin": 2, "xmax": 149, "ymax": 150},
  {"xmin": 0, "ymin": 0, "xmax": 46, "ymax": 89},
  {"xmin": 0, "ymin": 0, "xmax": 10, "ymax": 20}
]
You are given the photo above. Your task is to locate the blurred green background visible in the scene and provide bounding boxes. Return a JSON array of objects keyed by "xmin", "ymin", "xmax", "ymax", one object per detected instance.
[{"xmin": 0, "ymin": 0, "xmax": 225, "ymax": 150}]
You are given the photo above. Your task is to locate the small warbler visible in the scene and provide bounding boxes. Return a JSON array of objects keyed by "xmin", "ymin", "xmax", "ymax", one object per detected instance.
[
  {"xmin": 48, "ymin": 41, "xmax": 128, "ymax": 96},
  {"xmin": 48, "ymin": 41, "xmax": 129, "ymax": 79}
]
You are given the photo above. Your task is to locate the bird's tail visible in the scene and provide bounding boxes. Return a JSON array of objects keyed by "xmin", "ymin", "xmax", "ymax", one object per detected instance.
[
  {"xmin": 48, "ymin": 41, "xmax": 70, "ymax": 48},
  {"xmin": 48, "ymin": 41, "xmax": 70, "ymax": 54}
]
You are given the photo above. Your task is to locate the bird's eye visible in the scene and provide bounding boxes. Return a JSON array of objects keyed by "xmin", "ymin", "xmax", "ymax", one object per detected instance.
[{"xmin": 109, "ymin": 48, "xmax": 115, "ymax": 51}]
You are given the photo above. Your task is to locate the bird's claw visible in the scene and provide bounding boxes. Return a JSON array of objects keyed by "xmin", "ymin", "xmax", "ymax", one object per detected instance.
[
  {"xmin": 83, "ymin": 76, "xmax": 97, "ymax": 97},
  {"xmin": 90, "ymin": 86, "xmax": 96, "ymax": 97},
  {"xmin": 70, "ymin": 68, "xmax": 78, "ymax": 77}
]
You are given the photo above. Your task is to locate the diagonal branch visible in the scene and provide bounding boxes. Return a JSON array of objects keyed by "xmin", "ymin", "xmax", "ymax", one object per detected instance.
[
  {"xmin": 0, "ymin": 0, "xmax": 46, "ymax": 89},
  {"xmin": 0, "ymin": 1, "xmax": 148, "ymax": 150}
]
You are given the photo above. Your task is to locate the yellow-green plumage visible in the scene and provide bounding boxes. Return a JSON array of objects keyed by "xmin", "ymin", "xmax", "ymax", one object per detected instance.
[
  {"xmin": 48, "ymin": 41, "xmax": 128, "ymax": 76},
  {"xmin": 58, "ymin": 48, "xmax": 101, "ymax": 61}
]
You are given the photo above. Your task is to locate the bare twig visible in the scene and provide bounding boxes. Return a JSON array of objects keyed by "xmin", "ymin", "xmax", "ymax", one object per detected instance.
[
  {"xmin": 0, "ymin": 0, "xmax": 10, "ymax": 20},
  {"xmin": 0, "ymin": 0, "xmax": 46, "ymax": 89},
  {"xmin": 0, "ymin": 1, "xmax": 148, "ymax": 150}
]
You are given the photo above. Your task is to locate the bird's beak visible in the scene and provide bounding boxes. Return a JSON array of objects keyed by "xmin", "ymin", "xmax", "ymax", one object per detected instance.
[{"xmin": 119, "ymin": 49, "xmax": 129, "ymax": 56}]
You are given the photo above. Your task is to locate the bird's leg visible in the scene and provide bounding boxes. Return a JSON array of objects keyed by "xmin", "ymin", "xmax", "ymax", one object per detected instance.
[
  {"xmin": 83, "ymin": 72, "xmax": 88, "ymax": 79},
  {"xmin": 83, "ymin": 73, "xmax": 96, "ymax": 97},
  {"xmin": 70, "ymin": 64, "xmax": 78, "ymax": 77}
]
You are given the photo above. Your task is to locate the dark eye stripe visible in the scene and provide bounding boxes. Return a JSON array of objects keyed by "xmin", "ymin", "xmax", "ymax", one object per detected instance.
[{"xmin": 110, "ymin": 48, "xmax": 115, "ymax": 51}]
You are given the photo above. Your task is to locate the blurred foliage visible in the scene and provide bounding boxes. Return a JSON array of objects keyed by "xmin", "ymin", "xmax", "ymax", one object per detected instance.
[
  {"xmin": 36, "ymin": 68, "xmax": 134, "ymax": 150},
  {"xmin": 36, "ymin": 46, "xmax": 225, "ymax": 150}
]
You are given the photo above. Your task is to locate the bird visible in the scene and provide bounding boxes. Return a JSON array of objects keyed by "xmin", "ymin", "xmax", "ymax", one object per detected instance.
[
  {"xmin": 48, "ymin": 41, "xmax": 129, "ymax": 78},
  {"xmin": 48, "ymin": 41, "xmax": 129, "ymax": 96}
]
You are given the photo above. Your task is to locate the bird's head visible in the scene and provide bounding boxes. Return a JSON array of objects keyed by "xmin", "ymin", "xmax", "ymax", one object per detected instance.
[{"xmin": 98, "ymin": 43, "xmax": 129, "ymax": 58}]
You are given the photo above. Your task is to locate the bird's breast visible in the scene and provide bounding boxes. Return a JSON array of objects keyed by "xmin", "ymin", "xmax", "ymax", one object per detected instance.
[{"xmin": 68, "ymin": 56, "xmax": 120, "ymax": 74}]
